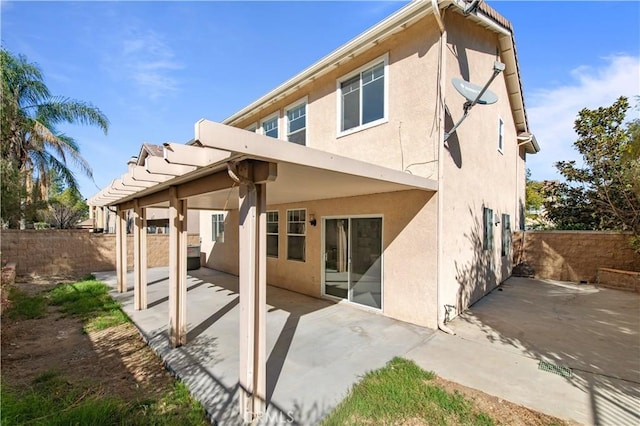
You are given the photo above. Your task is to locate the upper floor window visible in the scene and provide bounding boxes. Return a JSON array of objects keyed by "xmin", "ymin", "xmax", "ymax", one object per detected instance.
[
  {"xmin": 245, "ymin": 123, "xmax": 257, "ymax": 133},
  {"xmin": 286, "ymin": 100, "xmax": 306, "ymax": 145},
  {"xmin": 287, "ymin": 209, "xmax": 306, "ymax": 262},
  {"xmin": 338, "ymin": 54, "xmax": 388, "ymax": 135},
  {"xmin": 498, "ymin": 117, "xmax": 504, "ymax": 153},
  {"xmin": 261, "ymin": 114, "xmax": 279, "ymax": 139}
]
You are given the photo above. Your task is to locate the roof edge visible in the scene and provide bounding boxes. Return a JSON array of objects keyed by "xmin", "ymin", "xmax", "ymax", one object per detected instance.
[{"xmin": 223, "ymin": 0, "xmax": 434, "ymax": 126}]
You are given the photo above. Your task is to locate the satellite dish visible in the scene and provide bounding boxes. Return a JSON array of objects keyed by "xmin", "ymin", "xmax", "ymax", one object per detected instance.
[{"xmin": 452, "ymin": 78, "xmax": 498, "ymax": 105}]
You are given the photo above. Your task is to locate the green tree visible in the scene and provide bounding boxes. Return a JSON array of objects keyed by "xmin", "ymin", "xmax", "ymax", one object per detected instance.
[
  {"xmin": 1, "ymin": 48, "xmax": 109, "ymax": 227},
  {"xmin": 0, "ymin": 158, "xmax": 23, "ymax": 228},
  {"xmin": 543, "ymin": 96, "xmax": 640, "ymax": 243},
  {"xmin": 525, "ymin": 169, "xmax": 545, "ymax": 212},
  {"xmin": 45, "ymin": 187, "xmax": 88, "ymax": 229},
  {"xmin": 623, "ymin": 109, "xmax": 640, "ymax": 199},
  {"xmin": 524, "ymin": 169, "xmax": 549, "ymax": 229}
]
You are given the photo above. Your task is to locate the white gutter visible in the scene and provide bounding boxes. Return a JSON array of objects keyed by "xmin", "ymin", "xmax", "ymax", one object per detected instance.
[
  {"xmin": 433, "ymin": 1, "xmax": 456, "ymax": 335},
  {"xmin": 431, "ymin": 0, "xmax": 445, "ymax": 32}
]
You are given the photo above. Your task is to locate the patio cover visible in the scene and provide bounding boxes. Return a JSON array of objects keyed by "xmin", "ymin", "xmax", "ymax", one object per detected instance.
[
  {"xmin": 88, "ymin": 119, "xmax": 437, "ymax": 421},
  {"xmin": 89, "ymin": 119, "xmax": 437, "ymax": 209}
]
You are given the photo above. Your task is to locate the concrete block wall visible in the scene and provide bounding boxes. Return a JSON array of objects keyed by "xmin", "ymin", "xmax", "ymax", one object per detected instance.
[
  {"xmin": 0, "ymin": 230, "xmax": 199, "ymax": 277},
  {"xmin": 597, "ymin": 268, "xmax": 640, "ymax": 293},
  {"xmin": 514, "ymin": 231, "xmax": 640, "ymax": 283}
]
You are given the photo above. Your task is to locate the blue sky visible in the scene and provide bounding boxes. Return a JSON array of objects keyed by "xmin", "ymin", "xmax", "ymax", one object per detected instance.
[{"xmin": 2, "ymin": 1, "xmax": 639, "ymax": 198}]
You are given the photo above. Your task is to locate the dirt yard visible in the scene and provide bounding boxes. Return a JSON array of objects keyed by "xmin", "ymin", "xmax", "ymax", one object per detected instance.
[
  {"xmin": 1, "ymin": 277, "xmax": 175, "ymax": 405},
  {"xmin": 1, "ymin": 277, "xmax": 571, "ymax": 425}
]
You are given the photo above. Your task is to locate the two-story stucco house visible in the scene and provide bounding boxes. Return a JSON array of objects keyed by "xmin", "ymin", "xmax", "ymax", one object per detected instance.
[
  {"xmin": 89, "ymin": 0, "xmax": 538, "ymax": 417},
  {"xmin": 196, "ymin": 0, "xmax": 538, "ymax": 329}
]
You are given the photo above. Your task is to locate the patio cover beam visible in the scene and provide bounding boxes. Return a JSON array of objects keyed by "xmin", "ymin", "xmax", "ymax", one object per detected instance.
[
  {"xmin": 117, "ymin": 167, "xmax": 237, "ymax": 210},
  {"xmin": 118, "ymin": 189, "xmax": 171, "ymax": 211},
  {"xmin": 194, "ymin": 119, "xmax": 438, "ymax": 192},
  {"xmin": 163, "ymin": 142, "xmax": 233, "ymax": 167},
  {"xmin": 146, "ymin": 156, "xmax": 197, "ymax": 176},
  {"xmin": 122, "ymin": 173, "xmax": 156, "ymax": 189},
  {"xmin": 131, "ymin": 165, "xmax": 173, "ymax": 183}
]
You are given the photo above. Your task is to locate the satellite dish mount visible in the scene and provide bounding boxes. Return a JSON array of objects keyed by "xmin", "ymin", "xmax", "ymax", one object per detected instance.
[{"xmin": 444, "ymin": 61, "xmax": 505, "ymax": 141}]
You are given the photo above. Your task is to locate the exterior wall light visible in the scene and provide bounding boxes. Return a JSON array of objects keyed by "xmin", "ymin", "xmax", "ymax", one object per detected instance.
[{"xmin": 309, "ymin": 214, "xmax": 317, "ymax": 227}]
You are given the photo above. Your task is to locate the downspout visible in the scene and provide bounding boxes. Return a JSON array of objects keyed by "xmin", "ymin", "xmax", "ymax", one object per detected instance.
[{"xmin": 433, "ymin": 0, "xmax": 456, "ymax": 335}]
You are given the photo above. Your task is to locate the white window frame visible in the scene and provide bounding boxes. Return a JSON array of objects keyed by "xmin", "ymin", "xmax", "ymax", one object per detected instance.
[
  {"xmin": 267, "ymin": 210, "xmax": 279, "ymax": 258},
  {"xmin": 284, "ymin": 97, "xmax": 308, "ymax": 146},
  {"xmin": 260, "ymin": 112, "xmax": 280, "ymax": 139},
  {"xmin": 498, "ymin": 116, "xmax": 504, "ymax": 154},
  {"xmin": 483, "ymin": 207, "xmax": 494, "ymax": 251},
  {"xmin": 286, "ymin": 208, "xmax": 306, "ymax": 262},
  {"xmin": 244, "ymin": 122, "xmax": 258, "ymax": 133},
  {"xmin": 212, "ymin": 213, "xmax": 225, "ymax": 243},
  {"xmin": 336, "ymin": 53, "xmax": 389, "ymax": 138},
  {"xmin": 320, "ymin": 214, "xmax": 385, "ymax": 312}
]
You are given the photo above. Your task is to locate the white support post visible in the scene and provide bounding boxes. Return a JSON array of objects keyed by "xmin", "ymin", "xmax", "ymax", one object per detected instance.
[
  {"xmin": 169, "ymin": 187, "xmax": 188, "ymax": 347},
  {"xmin": 134, "ymin": 202, "xmax": 148, "ymax": 310},
  {"xmin": 116, "ymin": 208, "xmax": 127, "ymax": 293},
  {"xmin": 238, "ymin": 162, "xmax": 267, "ymax": 423}
]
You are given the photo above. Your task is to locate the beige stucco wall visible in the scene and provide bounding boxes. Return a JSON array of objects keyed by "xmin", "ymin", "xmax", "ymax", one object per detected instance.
[
  {"xmin": 200, "ymin": 11, "xmax": 529, "ymax": 327},
  {"xmin": 0, "ymin": 230, "xmax": 199, "ymax": 277},
  {"xmin": 233, "ymin": 16, "xmax": 442, "ymax": 180},
  {"xmin": 201, "ymin": 190, "xmax": 438, "ymax": 328},
  {"xmin": 200, "ymin": 210, "xmax": 238, "ymax": 274},
  {"xmin": 438, "ymin": 12, "xmax": 526, "ymax": 317}
]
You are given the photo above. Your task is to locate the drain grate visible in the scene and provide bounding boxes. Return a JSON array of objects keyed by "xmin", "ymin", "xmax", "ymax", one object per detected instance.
[{"xmin": 538, "ymin": 360, "xmax": 573, "ymax": 378}]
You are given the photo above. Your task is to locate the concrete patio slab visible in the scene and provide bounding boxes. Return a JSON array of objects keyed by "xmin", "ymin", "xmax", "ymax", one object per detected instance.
[
  {"xmin": 95, "ymin": 267, "xmax": 434, "ymax": 425},
  {"xmin": 96, "ymin": 269, "xmax": 639, "ymax": 425},
  {"xmin": 407, "ymin": 277, "xmax": 640, "ymax": 426}
]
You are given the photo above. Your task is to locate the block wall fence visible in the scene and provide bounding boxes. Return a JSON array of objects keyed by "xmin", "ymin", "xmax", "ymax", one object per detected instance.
[
  {"xmin": 1, "ymin": 230, "xmax": 199, "ymax": 277},
  {"xmin": 513, "ymin": 231, "xmax": 640, "ymax": 283},
  {"xmin": 2, "ymin": 229, "xmax": 638, "ymax": 283}
]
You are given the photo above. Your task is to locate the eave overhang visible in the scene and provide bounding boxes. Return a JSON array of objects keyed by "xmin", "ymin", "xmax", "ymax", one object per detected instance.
[
  {"xmin": 222, "ymin": 0, "xmax": 538, "ymax": 154},
  {"xmin": 448, "ymin": 0, "xmax": 539, "ymax": 153},
  {"xmin": 223, "ymin": 0, "xmax": 435, "ymax": 127}
]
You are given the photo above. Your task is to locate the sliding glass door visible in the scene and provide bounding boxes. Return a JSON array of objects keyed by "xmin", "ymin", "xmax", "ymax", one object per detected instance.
[{"xmin": 323, "ymin": 217, "xmax": 382, "ymax": 309}]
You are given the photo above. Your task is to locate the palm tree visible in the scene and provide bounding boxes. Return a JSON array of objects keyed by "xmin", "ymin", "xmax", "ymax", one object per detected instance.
[{"xmin": 1, "ymin": 48, "xmax": 109, "ymax": 227}]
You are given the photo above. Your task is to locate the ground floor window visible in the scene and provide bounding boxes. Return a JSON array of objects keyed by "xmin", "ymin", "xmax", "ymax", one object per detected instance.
[
  {"xmin": 267, "ymin": 211, "xmax": 279, "ymax": 257},
  {"xmin": 287, "ymin": 209, "xmax": 306, "ymax": 261}
]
